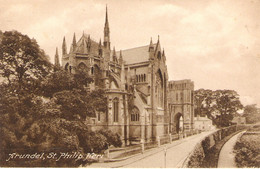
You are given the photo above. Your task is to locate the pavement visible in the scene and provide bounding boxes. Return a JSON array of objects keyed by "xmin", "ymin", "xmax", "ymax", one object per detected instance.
[
  {"xmin": 88, "ymin": 130, "xmax": 216, "ymax": 168},
  {"xmin": 217, "ymin": 131, "xmax": 245, "ymax": 168}
]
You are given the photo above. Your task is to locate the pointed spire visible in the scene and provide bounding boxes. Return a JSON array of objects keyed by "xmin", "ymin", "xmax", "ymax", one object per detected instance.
[
  {"xmin": 119, "ymin": 50, "xmax": 123, "ymax": 64},
  {"xmin": 120, "ymin": 50, "xmax": 122, "ymax": 58},
  {"xmin": 150, "ymin": 37, "xmax": 153, "ymax": 46},
  {"xmin": 99, "ymin": 38, "xmax": 102, "ymax": 47},
  {"xmin": 149, "ymin": 37, "xmax": 154, "ymax": 52},
  {"xmin": 155, "ymin": 35, "xmax": 161, "ymax": 52},
  {"xmin": 98, "ymin": 38, "xmax": 103, "ymax": 56},
  {"xmin": 55, "ymin": 47, "xmax": 60, "ymax": 67},
  {"xmin": 87, "ymin": 35, "xmax": 91, "ymax": 45},
  {"xmin": 69, "ymin": 33, "xmax": 77, "ymax": 53},
  {"xmin": 162, "ymin": 48, "xmax": 166, "ymax": 61},
  {"xmin": 113, "ymin": 46, "xmax": 116, "ymax": 56},
  {"xmin": 87, "ymin": 35, "xmax": 91, "ymax": 50},
  {"xmin": 162, "ymin": 48, "xmax": 165, "ymax": 56},
  {"xmin": 62, "ymin": 36, "xmax": 67, "ymax": 55},
  {"xmin": 149, "ymin": 37, "xmax": 155, "ymax": 60},
  {"xmin": 112, "ymin": 46, "xmax": 117, "ymax": 63},
  {"xmin": 105, "ymin": 4, "xmax": 108, "ymax": 26},
  {"xmin": 73, "ymin": 33, "xmax": 76, "ymax": 46},
  {"xmin": 104, "ymin": 5, "xmax": 110, "ymax": 50}
]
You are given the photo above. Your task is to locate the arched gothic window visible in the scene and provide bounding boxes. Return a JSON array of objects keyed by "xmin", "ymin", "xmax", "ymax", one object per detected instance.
[
  {"xmin": 130, "ymin": 107, "xmax": 140, "ymax": 122},
  {"xmin": 156, "ymin": 69, "xmax": 164, "ymax": 107},
  {"xmin": 113, "ymin": 98, "xmax": 119, "ymax": 122},
  {"xmin": 144, "ymin": 74, "xmax": 146, "ymax": 82}
]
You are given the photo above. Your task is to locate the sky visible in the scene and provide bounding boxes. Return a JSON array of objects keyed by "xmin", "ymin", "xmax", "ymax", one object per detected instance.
[{"xmin": 1, "ymin": 0, "xmax": 260, "ymax": 107}]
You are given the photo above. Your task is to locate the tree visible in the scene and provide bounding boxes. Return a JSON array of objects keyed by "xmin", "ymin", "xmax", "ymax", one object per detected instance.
[
  {"xmin": 194, "ymin": 89, "xmax": 243, "ymax": 127},
  {"xmin": 194, "ymin": 89, "xmax": 215, "ymax": 118},
  {"xmin": 214, "ymin": 90, "xmax": 243, "ymax": 127},
  {"xmin": 0, "ymin": 31, "xmax": 51, "ymax": 89},
  {"xmin": 0, "ymin": 82, "xmax": 111, "ymax": 167},
  {"xmin": 41, "ymin": 68, "xmax": 93, "ymax": 98},
  {"xmin": 242, "ymin": 104, "xmax": 260, "ymax": 124}
]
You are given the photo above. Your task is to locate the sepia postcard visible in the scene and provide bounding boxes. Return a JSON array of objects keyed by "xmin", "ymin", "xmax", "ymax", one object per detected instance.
[{"xmin": 0, "ymin": 0, "xmax": 260, "ymax": 168}]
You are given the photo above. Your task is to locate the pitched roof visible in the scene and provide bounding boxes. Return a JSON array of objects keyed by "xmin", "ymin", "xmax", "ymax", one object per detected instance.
[
  {"xmin": 116, "ymin": 44, "xmax": 156, "ymax": 65},
  {"xmin": 74, "ymin": 34, "xmax": 100, "ymax": 55}
]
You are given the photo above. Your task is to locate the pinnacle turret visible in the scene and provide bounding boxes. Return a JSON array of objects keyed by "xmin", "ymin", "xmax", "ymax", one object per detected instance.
[
  {"xmin": 149, "ymin": 37, "xmax": 154, "ymax": 52},
  {"xmin": 162, "ymin": 48, "xmax": 165, "ymax": 57},
  {"xmin": 119, "ymin": 50, "xmax": 123, "ymax": 64},
  {"xmin": 112, "ymin": 46, "xmax": 117, "ymax": 63},
  {"xmin": 55, "ymin": 47, "xmax": 60, "ymax": 67},
  {"xmin": 98, "ymin": 38, "xmax": 103, "ymax": 56},
  {"xmin": 62, "ymin": 36, "xmax": 67, "ymax": 55},
  {"xmin": 99, "ymin": 38, "xmax": 102, "ymax": 47},
  {"xmin": 87, "ymin": 35, "xmax": 91, "ymax": 51},
  {"xmin": 155, "ymin": 35, "xmax": 161, "ymax": 52},
  {"xmin": 69, "ymin": 33, "xmax": 77, "ymax": 53},
  {"xmin": 72, "ymin": 33, "xmax": 77, "ymax": 46}
]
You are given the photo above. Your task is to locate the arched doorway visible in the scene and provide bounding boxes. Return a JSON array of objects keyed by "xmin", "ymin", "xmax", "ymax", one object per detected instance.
[{"xmin": 174, "ymin": 113, "xmax": 184, "ymax": 134}]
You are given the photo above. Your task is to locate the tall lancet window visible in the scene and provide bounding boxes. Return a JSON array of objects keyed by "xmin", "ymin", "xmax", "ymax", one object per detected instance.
[
  {"xmin": 113, "ymin": 97, "xmax": 119, "ymax": 122},
  {"xmin": 156, "ymin": 70, "xmax": 163, "ymax": 108}
]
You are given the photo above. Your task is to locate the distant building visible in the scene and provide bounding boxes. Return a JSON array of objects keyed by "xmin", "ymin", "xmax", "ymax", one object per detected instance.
[
  {"xmin": 232, "ymin": 116, "xmax": 246, "ymax": 125},
  {"xmin": 194, "ymin": 116, "xmax": 215, "ymax": 131}
]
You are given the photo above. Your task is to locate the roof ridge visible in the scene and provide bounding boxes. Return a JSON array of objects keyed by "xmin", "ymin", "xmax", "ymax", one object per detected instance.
[{"xmin": 117, "ymin": 43, "xmax": 156, "ymax": 52}]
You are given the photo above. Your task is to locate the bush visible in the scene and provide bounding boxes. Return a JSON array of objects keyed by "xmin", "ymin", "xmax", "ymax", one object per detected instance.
[
  {"xmin": 187, "ymin": 143, "xmax": 205, "ymax": 167},
  {"xmin": 234, "ymin": 134, "xmax": 260, "ymax": 167},
  {"xmin": 201, "ymin": 137, "xmax": 211, "ymax": 154},
  {"xmin": 98, "ymin": 129, "xmax": 122, "ymax": 148}
]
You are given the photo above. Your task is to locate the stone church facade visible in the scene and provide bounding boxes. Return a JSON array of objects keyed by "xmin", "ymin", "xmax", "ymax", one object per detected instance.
[{"xmin": 55, "ymin": 7, "xmax": 194, "ymax": 145}]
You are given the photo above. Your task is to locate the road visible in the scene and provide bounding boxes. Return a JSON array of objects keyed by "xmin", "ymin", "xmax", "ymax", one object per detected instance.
[
  {"xmin": 89, "ymin": 130, "xmax": 215, "ymax": 168},
  {"xmin": 217, "ymin": 131, "xmax": 245, "ymax": 168}
]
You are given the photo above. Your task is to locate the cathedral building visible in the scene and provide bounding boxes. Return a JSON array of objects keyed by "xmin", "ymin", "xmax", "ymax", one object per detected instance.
[{"xmin": 55, "ymin": 7, "xmax": 194, "ymax": 145}]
